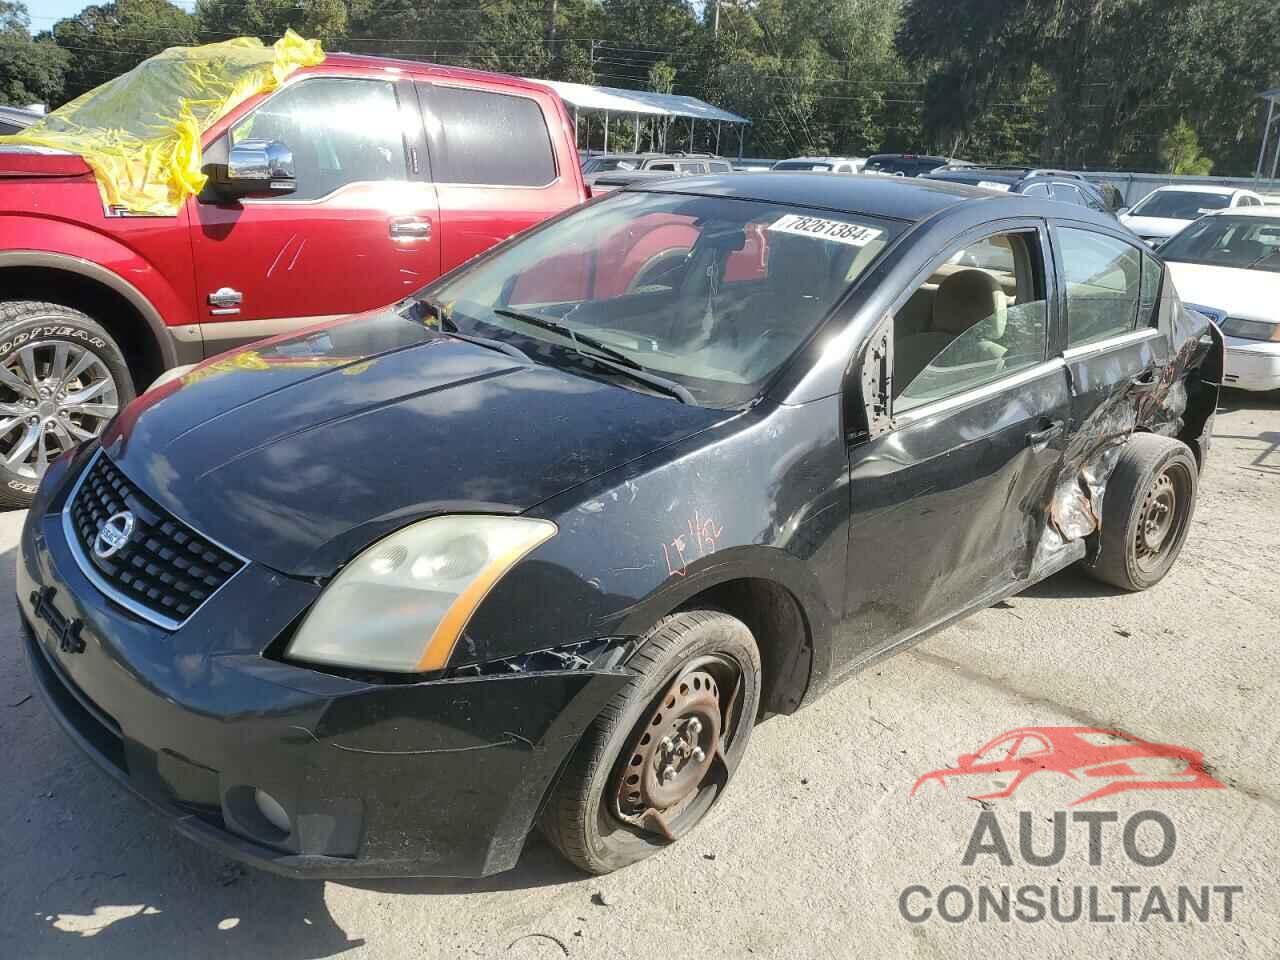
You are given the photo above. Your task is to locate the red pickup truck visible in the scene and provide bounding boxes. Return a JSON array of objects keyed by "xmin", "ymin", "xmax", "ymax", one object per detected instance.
[{"xmin": 0, "ymin": 54, "xmax": 588, "ymax": 505}]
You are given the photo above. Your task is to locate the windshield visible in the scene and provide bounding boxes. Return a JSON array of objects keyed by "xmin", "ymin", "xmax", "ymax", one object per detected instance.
[
  {"xmin": 415, "ymin": 191, "xmax": 901, "ymax": 407},
  {"xmin": 582, "ymin": 157, "xmax": 637, "ymax": 173},
  {"xmin": 773, "ymin": 161, "xmax": 832, "ymax": 171},
  {"xmin": 866, "ymin": 156, "xmax": 942, "ymax": 176},
  {"xmin": 1159, "ymin": 215, "xmax": 1280, "ymax": 272},
  {"xmin": 1130, "ymin": 191, "xmax": 1230, "ymax": 220}
]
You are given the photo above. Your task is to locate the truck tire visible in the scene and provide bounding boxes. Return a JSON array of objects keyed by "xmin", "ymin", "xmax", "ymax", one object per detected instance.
[
  {"xmin": 1081, "ymin": 434, "xmax": 1198, "ymax": 592},
  {"xmin": 0, "ymin": 302, "xmax": 134, "ymax": 510},
  {"xmin": 539, "ymin": 609, "xmax": 761, "ymax": 874}
]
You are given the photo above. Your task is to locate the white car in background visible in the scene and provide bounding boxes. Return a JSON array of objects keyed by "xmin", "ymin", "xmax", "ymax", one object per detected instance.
[
  {"xmin": 1119, "ymin": 185, "xmax": 1266, "ymax": 247},
  {"xmin": 771, "ymin": 156, "xmax": 865, "ymax": 173},
  {"xmin": 1161, "ymin": 208, "xmax": 1280, "ymax": 392}
]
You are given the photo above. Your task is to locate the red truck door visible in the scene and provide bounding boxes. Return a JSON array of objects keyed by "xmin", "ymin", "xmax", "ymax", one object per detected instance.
[
  {"xmin": 188, "ymin": 75, "xmax": 440, "ymax": 355},
  {"xmin": 415, "ymin": 81, "xmax": 584, "ymax": 274}
]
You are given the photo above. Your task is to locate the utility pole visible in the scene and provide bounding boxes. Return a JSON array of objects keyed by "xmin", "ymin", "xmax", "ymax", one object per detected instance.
[
  {"xmin": 545, "ymin": 0, "xmax": 558, "ymax": 51},
  {"xmin": 712, "ymin": 0, "xmax": 721, "ymax": 36}
]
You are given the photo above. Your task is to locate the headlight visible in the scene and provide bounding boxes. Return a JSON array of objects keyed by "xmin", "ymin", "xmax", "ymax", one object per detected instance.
[
  {"xmin": 286, "ymin": 516, "xmax": 556, "ymax": 673},
  {"xmin": 1220, "ymin": 316, "xmax": 1280, "ymax": 342}
]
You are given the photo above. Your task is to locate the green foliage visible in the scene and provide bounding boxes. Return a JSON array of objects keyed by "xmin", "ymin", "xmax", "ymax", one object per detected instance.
[
  {"xmin": 10, "ymin": 0, "xmax": 1277, "ymax": 174},
  {"xmin": 1158, "ymin": 119, "xmax": 1213, "ymax": 175},
  {"xmin": 52, "ymin": 0, "xmax": 197, "ymax": 102},
  {"xmin": 0, "ymin": 2, "xmax": 68, "ymax": 107}
]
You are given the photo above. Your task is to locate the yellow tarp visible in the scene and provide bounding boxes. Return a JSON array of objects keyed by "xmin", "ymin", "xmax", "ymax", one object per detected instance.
[{"xmin": 0, "ymin": 31, "xmax": 324, "ymax": 216}]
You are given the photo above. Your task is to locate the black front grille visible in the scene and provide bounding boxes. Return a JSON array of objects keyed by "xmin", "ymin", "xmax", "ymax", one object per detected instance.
[{"xmin": 68, "ymin": 453, "xmax": 245, "ymax": 626}]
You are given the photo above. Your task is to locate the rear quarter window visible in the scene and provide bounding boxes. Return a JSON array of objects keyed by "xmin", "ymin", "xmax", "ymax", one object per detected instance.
[{"xmin": 421, "ymin": 85, "xmax": 557, "ymax": 187}]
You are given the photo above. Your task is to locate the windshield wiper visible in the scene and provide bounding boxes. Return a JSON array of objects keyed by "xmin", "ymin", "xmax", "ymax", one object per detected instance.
[
  {"xmin": 492, "ymin": 308, "xmax": 695, "ymax": 405},
  {"xmin": 1241, "ymin": 250, "xmax": 1280, "ymax": 270},
  {"xmin": 408, "ymin": 299, "xmax": 533, "ymax": 364},
  {"xmin": 492, "ymin": 308, "xmax": 640, "ymax": 368}
]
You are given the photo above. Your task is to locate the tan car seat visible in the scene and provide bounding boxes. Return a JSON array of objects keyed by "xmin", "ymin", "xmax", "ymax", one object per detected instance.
[{"xmin": 895, "ymin": 268, "xmax": 1007, "ymax": 396}]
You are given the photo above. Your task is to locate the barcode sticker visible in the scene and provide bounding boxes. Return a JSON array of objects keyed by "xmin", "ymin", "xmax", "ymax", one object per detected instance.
[{"xmin": 767, "ymin": 214, "xmax": 884, "ymax": 247}]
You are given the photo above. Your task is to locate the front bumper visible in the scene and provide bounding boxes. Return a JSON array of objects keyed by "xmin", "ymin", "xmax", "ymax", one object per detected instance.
[
  {"xmin": 18, "ymin": 460, "xmax": 628, "ymax": 878},
  {"xmin": 1222, "ymin": 336, "xmax": 1280, "ymax": 392}
]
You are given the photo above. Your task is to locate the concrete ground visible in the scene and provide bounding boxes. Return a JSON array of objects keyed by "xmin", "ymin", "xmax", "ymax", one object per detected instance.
[{"xmin": 1, "ymin": 392, "xmax": 1277, "ymax": 960}]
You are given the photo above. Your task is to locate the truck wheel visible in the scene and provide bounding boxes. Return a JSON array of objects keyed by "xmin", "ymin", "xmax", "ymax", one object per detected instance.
[
  {"xmin": 1081, "ymin": 434, "xmax": 1198, "ymax": 592},
  {"xmin": 539, "ymin": 610, "xmax": 761, "ymax": 874},
  {"xmin": 0, "ymin": 302, "xmax": 134, "ymax": 509}
]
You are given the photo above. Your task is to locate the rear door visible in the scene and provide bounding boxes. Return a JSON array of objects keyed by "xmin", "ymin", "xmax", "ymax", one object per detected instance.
[
  {"xmin": 1052, "ymin": 223, "xmax": 1168, "ymax": 441},
  {"xmin": 416, "ymin": 82, "xmax": 580, "ymax": 275},
  {"xmin": 838, "ymin": 221, "xmax": 1072, "ymax": 671},
  {"xmin": 189, "ymin": 75, "xmax": 439, "ymax": 353}
]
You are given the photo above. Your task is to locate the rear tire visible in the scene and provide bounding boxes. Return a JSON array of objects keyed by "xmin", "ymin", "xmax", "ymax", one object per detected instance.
[
  {"xmin": 0, "ymin": 302, "xmax": 134, "ymax": 510},
  {"xmin": 539, "ymin": 609, "xmax": 761, "ymax": 874},
  {"xmin": 1081, "ymin": 434, "xmax": 1198, "ymax": 591}
]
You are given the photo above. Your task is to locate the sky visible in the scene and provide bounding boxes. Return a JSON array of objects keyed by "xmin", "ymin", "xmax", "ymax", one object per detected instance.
[{"xmin": 27, "ymin": 0, "xmax": 197, "ymax": 29}]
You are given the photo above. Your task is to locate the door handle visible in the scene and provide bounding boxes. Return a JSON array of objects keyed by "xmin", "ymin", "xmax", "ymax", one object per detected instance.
[
  {"xmin": 207, "ymin": 286, "xmax": 242, "ymax": 316},
  {"xmin": 1026, "ymin": 419, "xmax": 1065, "ymax": 448},
  {"xmin": 389, "ymin": 217, "xmax": 431, "ymax": 240}
]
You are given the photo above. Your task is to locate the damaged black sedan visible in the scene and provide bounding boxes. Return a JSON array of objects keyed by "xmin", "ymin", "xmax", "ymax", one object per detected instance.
[{"xmin": 17, "ymin": 175, "xmax": 1221, "ymax": 878}]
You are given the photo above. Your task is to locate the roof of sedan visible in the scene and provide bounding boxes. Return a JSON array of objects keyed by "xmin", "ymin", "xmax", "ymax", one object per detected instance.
[{"xmin": 625, "ymin": 171, "xmax": 1009, "ymax": 222}]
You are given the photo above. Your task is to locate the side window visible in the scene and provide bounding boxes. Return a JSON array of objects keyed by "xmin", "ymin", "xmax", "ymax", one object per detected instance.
[
  {"xmin": 421, "ymin": 85, "xmax": 556, "ymax": 187},
  {"xmin": 1050, "ymin": 182, "xmax": 1085, "ymax": 206},
  {"xmin": 1059, "ymin": 228, "xmax": 1142, "ymax": 348},
  {"xmin": 893, "ymin": 230, "xmax": 1049, "ymax": 411},
  {"xmin": 677, "ymin": 161, "xmax": 705, "ymax": 175},
  {"xmin": 1139, "ymin": 253, "xmax": 1162, "ymax": 327},
  {"xmin": 1022, "ymin": 182, "xmax": 1050, "ymax": 198},
  {"xmin": 648, "ymin": 162, "xmax": 676, "ymax": 171},
  {"xmin": 230, "ymin": 78, "xmax": 406, "ymax": 201}
]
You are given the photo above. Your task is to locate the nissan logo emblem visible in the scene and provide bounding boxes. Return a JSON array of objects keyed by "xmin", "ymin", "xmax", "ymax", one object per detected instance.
[{"xmin": 93, "ymin": 510, "xmax": 135, "ymax": 559}]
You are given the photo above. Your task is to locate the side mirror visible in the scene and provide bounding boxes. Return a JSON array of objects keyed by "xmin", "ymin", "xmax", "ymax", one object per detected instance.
[{"xmin": 217, "ymin": 139, "xmax": 296, "ymax": 199}]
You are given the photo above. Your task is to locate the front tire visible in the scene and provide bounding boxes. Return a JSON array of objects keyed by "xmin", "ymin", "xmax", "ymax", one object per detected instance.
[
  {"xmin": 1082, "ymin": 434, "xmax": 1198, "ymax": 591},
  {"xmin": 0, "ymin": 302, "xmax": 134, "ymax": 509},
  {"xmin": 539, "ymin": 610, "xmax": 762, "ymax": 874}
]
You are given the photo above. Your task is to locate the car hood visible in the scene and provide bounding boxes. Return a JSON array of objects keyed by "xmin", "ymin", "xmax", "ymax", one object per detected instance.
[
  {"xmin": 100, "ymin": 309, "xmax": 726, "ymax": 576},
  {"xmin": 1165, "ymin": 261, "xmax": 1280, "ymax": 322},
  {"xmin": 1118, "ymin": 214, "xmax": 1189, "ymax": 238}
]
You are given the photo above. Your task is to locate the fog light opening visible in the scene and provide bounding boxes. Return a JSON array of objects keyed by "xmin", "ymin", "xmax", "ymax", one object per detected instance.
[{"xmin": 254, "ymin": 788, "xmax": 291, "ymax": 835}]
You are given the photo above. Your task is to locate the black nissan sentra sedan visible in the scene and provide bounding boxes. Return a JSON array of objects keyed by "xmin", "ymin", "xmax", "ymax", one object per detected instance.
[{"xmin": 18, "ymin": 174, "xmax": 1221, "ymax": 877}]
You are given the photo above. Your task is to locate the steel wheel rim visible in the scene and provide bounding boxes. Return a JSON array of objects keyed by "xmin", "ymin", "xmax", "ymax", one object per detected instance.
[
  {"xmin": 608, "ymin": 652, "xmax": 747, "ymax": 843},
  {"xmin": 0, "ymin": 341, "xmax": 119, "ymax": 480},
  {"xmin": 1132, "ymin": 463, "xmax": 1189, "ymax": 573}
]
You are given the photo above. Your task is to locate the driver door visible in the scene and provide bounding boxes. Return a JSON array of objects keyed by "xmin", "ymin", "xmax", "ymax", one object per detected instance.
[
  {"xmin": 836, "ymin": 221, "xmax": 1072, "ymax": 672},
  {"xmin": 188, "ymin": 75, "xmax": 440, "ymax": 354}
]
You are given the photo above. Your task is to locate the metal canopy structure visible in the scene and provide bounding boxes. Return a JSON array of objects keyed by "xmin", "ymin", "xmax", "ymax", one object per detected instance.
[
  {"xmin": 527, "ymin": 78, "xmax": 751, "ymax": 158},
  {"xmin": 1258, "ymin": 87, "xmax": 1280, "ymax": 180}
]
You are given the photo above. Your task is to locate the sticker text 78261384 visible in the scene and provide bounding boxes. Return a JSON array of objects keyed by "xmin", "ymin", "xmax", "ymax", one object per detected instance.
[{"xmin": 767, "ymin": 214, "xmax": 884, "ymax": 247}]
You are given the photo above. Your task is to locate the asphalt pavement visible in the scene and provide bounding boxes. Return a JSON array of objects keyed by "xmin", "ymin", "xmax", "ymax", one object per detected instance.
[{"xmin": 1, "ymin": 391, "xmax": 1277, "ymax": 960}]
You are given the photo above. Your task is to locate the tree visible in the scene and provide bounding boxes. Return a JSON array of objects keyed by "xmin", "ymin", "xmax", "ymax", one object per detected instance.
[
  {"xmin": 1158, "ymin": 119, "xmax": 1212, "ymax": 175},
  {"xmin": 52, "ymin": 0, "xmax": 197, "ymax": 103},
  {"xmin": 0, "ymin": 2, "xmax": 68, "ymax": 107}
]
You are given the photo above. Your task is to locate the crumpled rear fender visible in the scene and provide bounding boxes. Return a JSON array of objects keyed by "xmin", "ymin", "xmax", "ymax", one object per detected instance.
[{"xmin": 1035, "ymin": 305, "xmax": 1220, "ymax": 568}]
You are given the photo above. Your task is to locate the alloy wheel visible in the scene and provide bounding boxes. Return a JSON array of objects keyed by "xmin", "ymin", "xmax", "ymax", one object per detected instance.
[{"xmin": 0, "ymin": 341, "xmax": 119, "ymax": 480}]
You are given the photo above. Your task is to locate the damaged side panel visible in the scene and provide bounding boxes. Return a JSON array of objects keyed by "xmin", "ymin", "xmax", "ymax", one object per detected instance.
[{"xmin": 1038, "ymin": 300, "xmax": 1221, "ymax": 569}]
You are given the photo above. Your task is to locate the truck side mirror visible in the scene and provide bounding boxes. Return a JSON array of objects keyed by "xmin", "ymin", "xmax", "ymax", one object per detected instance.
[{"xmin": 216, "ymin": 139, "xmax": 296, "ymax": 199}]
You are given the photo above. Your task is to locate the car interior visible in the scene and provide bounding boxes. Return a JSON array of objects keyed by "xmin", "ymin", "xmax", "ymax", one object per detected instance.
[{"xmin": 892, "ymin": 232, "xmax": 1048, "ymax": 408}]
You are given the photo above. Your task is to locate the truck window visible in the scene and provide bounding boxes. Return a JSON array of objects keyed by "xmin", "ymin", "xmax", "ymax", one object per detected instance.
[
  {"xmin": 230, "ymin": 78, "xmax": 407, "ymax": 202},
  {"xmin": 421, "ymin": 85, "xmax": 557, "ymax": 187}
]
